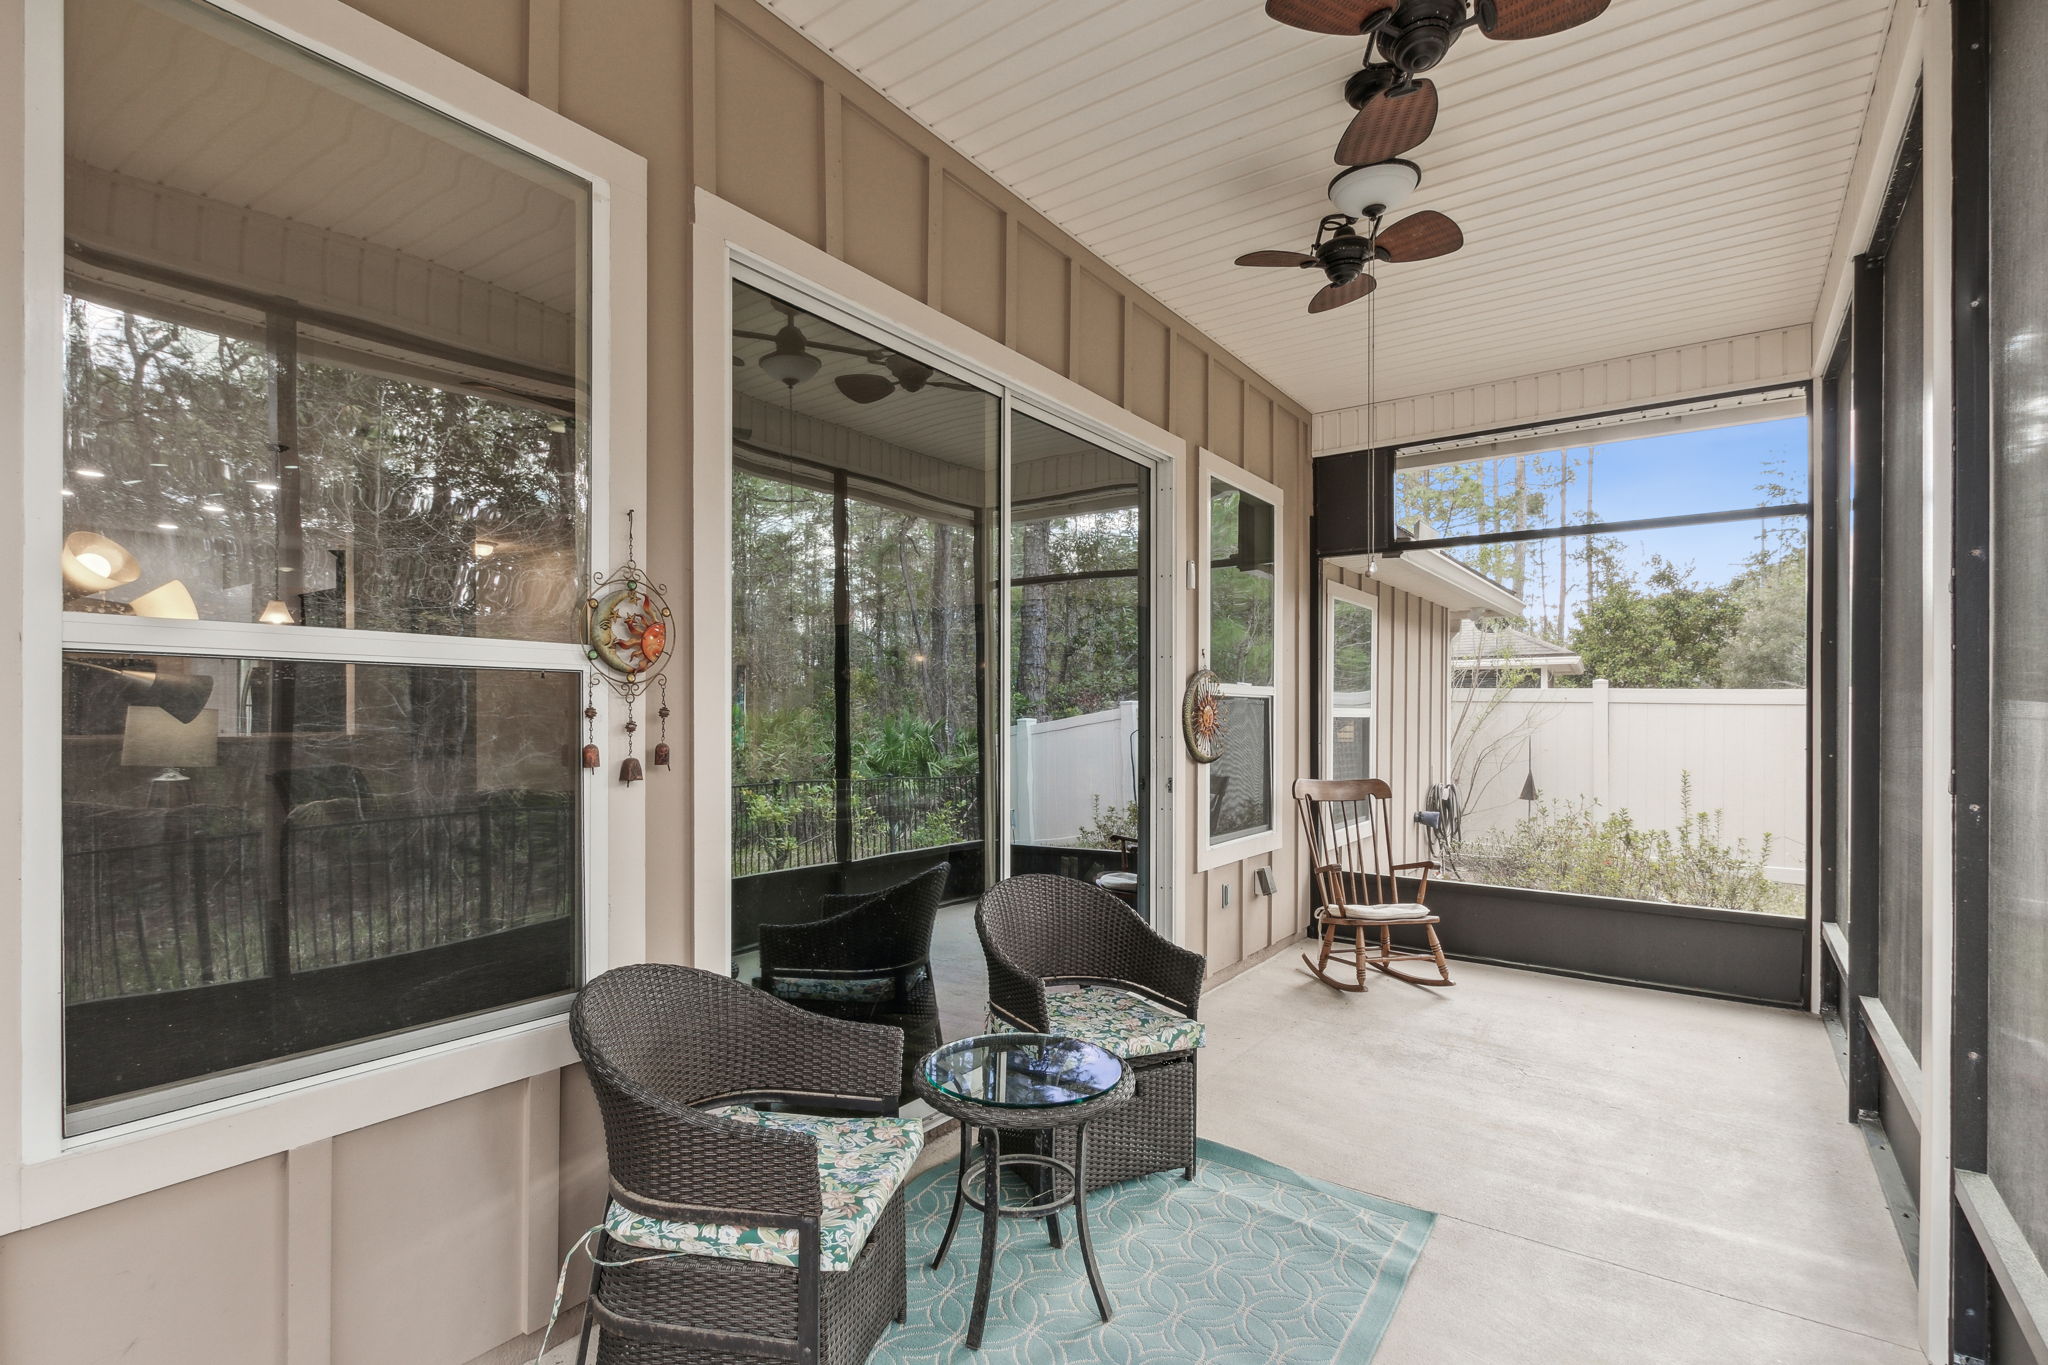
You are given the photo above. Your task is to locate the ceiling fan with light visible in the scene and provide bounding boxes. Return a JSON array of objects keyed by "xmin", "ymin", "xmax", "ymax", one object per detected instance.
[
  {"xmin": 1234, "ymin": 158, "xmax": 1464, "ymax": 313},
  {"xmin": 1266, "ymin": 0, "xmax": 1611, "ymax": 165},
  {"xmin": 736, "ymin": 308, "xmax": 978, "ymax": 404}
]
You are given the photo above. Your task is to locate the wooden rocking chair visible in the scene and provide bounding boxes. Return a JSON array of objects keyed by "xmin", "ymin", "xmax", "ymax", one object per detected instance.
[{"xmin": 1293, "ymin": 778, "xmax": 1455, "ymax": 992}]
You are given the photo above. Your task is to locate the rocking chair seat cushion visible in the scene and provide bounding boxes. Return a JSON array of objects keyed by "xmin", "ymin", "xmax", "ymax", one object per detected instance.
[
  {"xmin": 603, "ymin": 1107, "xmax": 923, "ymax": 1271},
  {"xmin": 1323, "ymin": 902, "xmax": 1434, "ymax": 922},
  {"xmin": 1000, "ymin": 984, "xmax": 1205, "ymax": 1060}
]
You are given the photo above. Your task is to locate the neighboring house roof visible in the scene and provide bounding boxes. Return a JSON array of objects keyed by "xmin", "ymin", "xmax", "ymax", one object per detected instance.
[{"xmin": 1451, "ymin": 624, "xmax": 1585, "ymax": 676}]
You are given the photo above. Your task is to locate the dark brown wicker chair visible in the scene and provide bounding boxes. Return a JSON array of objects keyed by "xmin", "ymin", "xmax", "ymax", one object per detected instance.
[
  {"xmin": 976, "ymin": 874, "xmax": 1206, "ymax": 1191},
  {"xmin": 570, "ymin": 964, "xmax": 912, "ymax": 1365},
  {"xmin": 755, "ymin": 863, "xmax": 948, "ymax": 1100}
]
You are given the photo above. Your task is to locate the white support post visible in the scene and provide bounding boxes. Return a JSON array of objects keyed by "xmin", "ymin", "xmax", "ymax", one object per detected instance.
[
  {"xmin": 1917, "ymin": 2, "xmax": 1958, "ymax": 1358},
  {"xmin": 1590, "ymin": 678, "xmax": 1611, "ymax": 808},
  {"xmin": 1011, "ymin": 718, "xmax": 1036, "ymax": 847}
]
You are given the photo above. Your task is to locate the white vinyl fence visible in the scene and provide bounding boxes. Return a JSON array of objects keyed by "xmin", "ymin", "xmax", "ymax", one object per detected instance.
[
  {"xmin": 1452, "ymin": 681, "xmax": 1807, "ymax": 883},
  {"xmin": 1011, "ymin": 702, "xmax": 1139, "ymax": 845}
]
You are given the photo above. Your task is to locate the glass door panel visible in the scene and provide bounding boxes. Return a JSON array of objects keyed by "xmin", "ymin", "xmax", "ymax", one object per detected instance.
[
  {"xmin": 728, "ymin": 280, "xmax": 999, "ymax": 1090},
  {"xmin": 1007, "ymin": 411, "xmax": 1152, "ymax": 919}
]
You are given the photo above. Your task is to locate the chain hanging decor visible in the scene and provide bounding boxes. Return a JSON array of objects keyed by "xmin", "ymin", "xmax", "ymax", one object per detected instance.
[{"xmin": 583, "ymin": 509, "xmax": 674, "ymax": 785}]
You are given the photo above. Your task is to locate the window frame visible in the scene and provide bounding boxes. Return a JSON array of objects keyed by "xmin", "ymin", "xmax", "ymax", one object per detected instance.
[
  {"xmin": 3, "ymin": 0, "xmax": 649, "ymax": 1228},
  {"xmin": 1195, "ymin": 449, "xmax": 1286, "ymax": 870},
  {"xmin": 1322, "ymin": 577, "xmax": 1379, "ymax": 783},
  {"xmin": 692, "ymin": 201, "xmax": 1189, "ymax": 960}
]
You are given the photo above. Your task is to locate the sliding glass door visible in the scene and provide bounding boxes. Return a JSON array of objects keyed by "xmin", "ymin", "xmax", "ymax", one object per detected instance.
[
  {"xmin": 1007, "ymin": 410, "xmax": 1152, "ymax": 917},
  {"xmin": 727, "ymin": 279, "xmax": 1156, "ymax": 1091}
]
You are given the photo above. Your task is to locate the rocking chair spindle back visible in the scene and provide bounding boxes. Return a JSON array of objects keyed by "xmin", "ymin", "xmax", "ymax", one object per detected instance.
[{"xmin": 1292, "ymin": 778, "xmax": 1455, "ymax": 993}]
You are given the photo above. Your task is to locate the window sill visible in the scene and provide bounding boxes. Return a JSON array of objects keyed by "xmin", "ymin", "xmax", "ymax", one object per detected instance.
[
  {"xmin": 8, "ymin": 1007, "xmax": 575, "ymax": 1233},
  {"xmin": 1196, "ymin": 827, "xmax": 1283, "ymax": 873}
]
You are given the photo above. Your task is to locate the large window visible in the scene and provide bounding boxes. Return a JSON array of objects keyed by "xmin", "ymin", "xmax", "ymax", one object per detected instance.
[
  {"xmin": 1398, "ymin": 404, "xmax": 1810, "ymax": 916},
  {"xmin": 59, "ymin": 0, "xmax": 591, "ymax": 1130},
  {"xmin": 1201, "ymin": 459, "xmax": 1284, "ymax": 861}
]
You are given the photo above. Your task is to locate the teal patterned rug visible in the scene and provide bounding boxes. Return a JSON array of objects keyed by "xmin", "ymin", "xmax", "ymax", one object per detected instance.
[{"xmin": 873, "ymin": 1139, "xmax": 1433, "ymax": 1363}]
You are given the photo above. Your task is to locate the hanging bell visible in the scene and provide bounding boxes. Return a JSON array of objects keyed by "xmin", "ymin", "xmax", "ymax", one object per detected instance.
[
  {"xmin": 582, "ymin": 743, "xmax": 601, "ymax": 769},
  {"xmin": 653, "ymin": 741, "xmax": 672, "ymax": 769},
  {"xmin": 618, "ymin": 755, "xmax": 644, "ymax": 785}
]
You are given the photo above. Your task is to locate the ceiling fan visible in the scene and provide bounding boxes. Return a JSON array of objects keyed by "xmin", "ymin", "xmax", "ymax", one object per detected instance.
[
  {"xmin": 1265, "ymin": 0, "xmax": 1612, "ymax": 165},
  {"xmin": 1234, "ymin": 160, "xmax": 1464, "ymax": 312},
  {"xmin": 834, "ymin": 352, "xmax": 980, "ymax": 405},
  {"xmin": 736, "ymin": 311, "xmax": 974, "ymax": 403}
]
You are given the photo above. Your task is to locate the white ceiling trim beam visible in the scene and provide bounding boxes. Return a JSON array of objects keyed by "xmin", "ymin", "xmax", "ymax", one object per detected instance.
[{"xmin": 1312, "ymin": 324, "xmax": 1813, "ymax": 453}]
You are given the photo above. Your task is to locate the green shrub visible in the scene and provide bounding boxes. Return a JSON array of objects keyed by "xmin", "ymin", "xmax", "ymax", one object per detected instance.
[{"xmin": 1445, "ymin": 774, "xmax": 1800, "ymax": 915}]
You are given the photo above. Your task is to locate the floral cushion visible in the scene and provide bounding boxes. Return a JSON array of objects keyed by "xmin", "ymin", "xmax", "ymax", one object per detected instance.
[
  {"xmin": 998, "ymin": 985, "xmax": 1205, "ymax": 1060},
  {"xmin": 603, "ymin": 1107, "xmax": 923, "ymax": 1272}
]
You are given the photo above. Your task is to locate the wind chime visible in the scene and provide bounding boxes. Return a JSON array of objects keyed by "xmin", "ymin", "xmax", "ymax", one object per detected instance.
[{"xmin": 582, "ymin": 509, "xmax": 674, "ymax": 785}]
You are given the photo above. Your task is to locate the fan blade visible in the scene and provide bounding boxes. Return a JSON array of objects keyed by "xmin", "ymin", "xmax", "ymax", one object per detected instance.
[
  {"xmin": 1376, "ymin": 210, "xmax": 1464, "ymax": 262},
  {"xmin": 1308, "ymin": 274, "xmax": 1377, "ymax": 314},
  {"xmin": 1236, "ymin": 250, "xmax": 1317, "ymax": 268},
  {"xmin": 1480, "ymin": 0, "xmax": 1610, "ymax": 40},
  {"xmin": 1334, "ymin": 80, "xmax": 1439, "ymax": 166},
  {"xmin": 1265, "ymin": 0, "xmax": 1396, "ymax": 36},
  {"xmin": 835, "ymin": 373, "xmax": 897, "ymax": 404}
]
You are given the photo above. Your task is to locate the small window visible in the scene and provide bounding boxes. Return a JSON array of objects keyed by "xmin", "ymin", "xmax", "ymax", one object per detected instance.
[
  {"xmin": 1201, "ymin": 460, "xmax": 1284, "ymax": 862},
  {"xmin": 1326, "ymin": 588, "xmax": 1375, "ymax": 781}
]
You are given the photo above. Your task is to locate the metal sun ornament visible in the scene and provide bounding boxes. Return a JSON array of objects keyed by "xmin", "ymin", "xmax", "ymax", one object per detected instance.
[
  {"xmin": 584, "ymin": 509, "xmax": 675, "ymax": 785},
  {"xmin": 1182, "ymin": 668, "xmax": 1227, "ymax": 764}
]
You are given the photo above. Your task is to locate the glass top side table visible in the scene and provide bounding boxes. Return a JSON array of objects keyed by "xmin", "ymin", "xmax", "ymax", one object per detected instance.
[{"xmin": 913, "ymin": 1033, "xmax": 1136, "ymax": 1350}]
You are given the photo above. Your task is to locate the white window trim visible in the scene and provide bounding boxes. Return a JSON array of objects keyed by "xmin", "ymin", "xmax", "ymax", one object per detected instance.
[
  {"xmin": 1322, "ymin": 577, "xmax": 1379, "ymax": 782},
  {"xmin": 2, "ymin": 0, "xmax": 648, "ymax": 1231},
  {"xmin": 691, "ymin": 189, "xmax": 1190, "ymax": 953},
  {"xmin": 1195, "ymin": 449, "xmax": 1287, "ymax": 872}
]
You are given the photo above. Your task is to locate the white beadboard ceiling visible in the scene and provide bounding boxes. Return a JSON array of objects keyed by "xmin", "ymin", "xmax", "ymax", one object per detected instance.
[{"xmin": 758, "ymin": 0, "xmax": 1895, "ymax": 414}]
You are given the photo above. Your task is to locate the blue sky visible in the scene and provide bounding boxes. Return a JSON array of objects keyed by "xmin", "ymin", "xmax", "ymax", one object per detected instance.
[{"xmin": 1401, "ymin": 416, "xmax": 1810, "ymax": 612}]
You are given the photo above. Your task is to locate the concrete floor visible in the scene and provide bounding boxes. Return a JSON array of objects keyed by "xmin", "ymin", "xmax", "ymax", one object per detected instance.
[
  {"xmin": 1196, "ymin": 953, "xmax": 1921, "ymax": 1364},
  {"xmin": 547, "ymin": 946, "xmax": 1920, "ymax": 1364}
]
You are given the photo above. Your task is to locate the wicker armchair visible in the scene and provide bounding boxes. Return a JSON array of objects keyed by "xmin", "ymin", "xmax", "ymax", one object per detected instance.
[
  {"xmin": 570, "ymin": 964, "xmax": 915, "ymax": 1365},
  {"xmin": 755, "ymin": 864, "xmax": 948, "ymax": 1099},
  {"xmin": 976, "ymin": 875, "xmax": 1207, "ymax": 1190}
]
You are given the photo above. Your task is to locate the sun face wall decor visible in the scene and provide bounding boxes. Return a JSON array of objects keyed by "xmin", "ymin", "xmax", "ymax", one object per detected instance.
[{"xmin": 583, "ymin": 509, "xmax": 674, "ymax": 784}]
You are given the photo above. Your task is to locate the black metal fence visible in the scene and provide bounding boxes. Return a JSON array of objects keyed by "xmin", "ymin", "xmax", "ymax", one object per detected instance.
[
  {"xmin": 731, "ymin": 776, "xmax": 980, "ymax": 877},
  {"xmin": 63, "ymin": 797, "xmax": 575, "ymax": 1002}
]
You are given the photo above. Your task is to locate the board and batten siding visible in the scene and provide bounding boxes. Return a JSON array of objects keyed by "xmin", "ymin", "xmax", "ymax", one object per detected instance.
[{"xmin": 0, "ymin": 2, "xmax": 1331, "ymax": 1363}]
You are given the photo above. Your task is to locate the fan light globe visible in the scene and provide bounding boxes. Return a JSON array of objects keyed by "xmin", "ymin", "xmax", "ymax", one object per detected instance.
[
  {"xmin": 60, "ymin": 531, "xmax": 141, "ymax": 596},
  {"xmin": 1328, "ymin": 160, "xmax": 1422, "ymax": 221},
  {"xmin": 758, "ymin": 323, "xmax": 821, "ymax": 387}
]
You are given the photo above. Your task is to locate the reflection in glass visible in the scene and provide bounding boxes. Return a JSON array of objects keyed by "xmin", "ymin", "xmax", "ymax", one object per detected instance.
[
  {"xmin": 63, "ymin": 0, "xmax": 589, "ymax": 638},
  {"xmin": 1009, "ymin": 412, "xmax": 1150, "ymax": 914},
  {"xmin": 62, "ymin": 653, "xmax": 579, "ymax": 1120},
  {"xmin": 1208, "ymin": 480, "xmax": 1276, "ymax": 688},
  {"xmin": 1209, "ymin": 694, "xmax": 1274, "ymax": 844},
  {"xmin": 729, "ymin": 280, "xmax": 997, "ymax": 1078}
]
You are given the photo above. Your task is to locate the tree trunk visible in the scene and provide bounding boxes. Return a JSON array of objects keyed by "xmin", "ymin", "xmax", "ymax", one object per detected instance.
[{"xmin": 1017, "ymin": 520, "xmax": 1052, "ymax": 715}]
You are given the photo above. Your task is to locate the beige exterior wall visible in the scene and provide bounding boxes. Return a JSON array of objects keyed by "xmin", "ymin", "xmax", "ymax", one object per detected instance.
[{"xmin": 0, "ymin": 2, "xmax": 1458, "ymax": 1360}]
